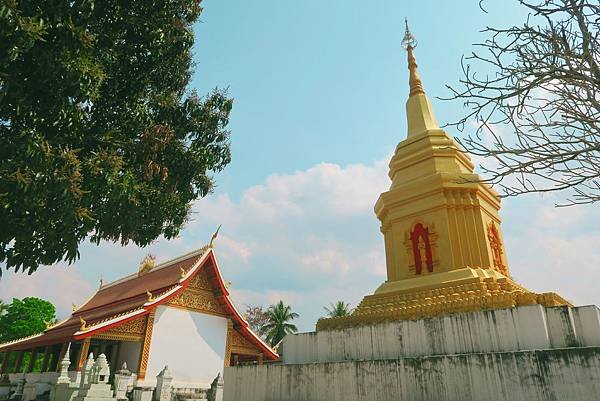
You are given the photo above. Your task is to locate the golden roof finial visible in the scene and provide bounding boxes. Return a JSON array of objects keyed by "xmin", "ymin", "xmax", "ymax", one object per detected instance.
[
  {"xmin": 99, "ymin": 275, "xmax": 104, "ymax": 288},
  {"xmin": 79, "ymin": 316, "xmax": 88, "ymax": 331},
  {"xmin": 139, "ymin": 254, "xmax": 156, "ymax": 276},
  {"xmin": 209, "ymin": 225, "xmax": 222, "ymax": 249},
  {"xmin": 72, "ymin": 303, "xmax": 77, "ymax": 312},
  {"xmin": 146, "ymin": 290, "xmax": 154, "ymax": 302},
  {"xmin": 401, "ymin": 18, "xmax": 425, "ymax": 97},
  {"xmin": 180, "ymin": 266, "xmax": 187, "ymax": 278}
]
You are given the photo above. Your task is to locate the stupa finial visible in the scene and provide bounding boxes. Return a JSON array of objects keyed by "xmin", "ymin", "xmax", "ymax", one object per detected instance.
[{"xmin": 401, "ymin": 19, "xmax": 425, "ymax": 97}]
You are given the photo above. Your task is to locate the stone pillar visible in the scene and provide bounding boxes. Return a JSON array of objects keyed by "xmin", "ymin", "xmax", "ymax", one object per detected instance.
[
  {"xmin": 209, "ymin": 373, "xmax": 224, "ymax": 401},
  {"xmin": 41, "ymin": 346, "xmax": 52, "ymax": 372},
  {"xmin": 81, "ymin": 353, "xmax": 95, "ymax": 388},
  {"xmin": 57, "ymin": 343, "xmax": 72, "ymax": 384},
  {"xmin": 95, "ymin": 354, "xmax": 110, "ymax": 384},
  {"xmin": 154, "ymin": 366, "xmax": 173, "ymax": 401},
  {"xmin": 113, "ymin": 363, "xmax": 132, "ymax": 401},
  {"xmin": 76, "ymin": 339, "xmax": 91, "ymax": 372}
]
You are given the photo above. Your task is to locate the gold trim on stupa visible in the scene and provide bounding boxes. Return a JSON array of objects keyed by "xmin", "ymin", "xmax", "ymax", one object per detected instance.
[{"xmin": 316, "ymin": 23, "xmax": 570, "ymax": 331}]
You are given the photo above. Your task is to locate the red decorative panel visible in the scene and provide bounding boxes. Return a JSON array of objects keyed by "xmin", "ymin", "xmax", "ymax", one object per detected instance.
[{"xmin": 410, "ymin": 223, "xmax": 434, "ymax": 275}]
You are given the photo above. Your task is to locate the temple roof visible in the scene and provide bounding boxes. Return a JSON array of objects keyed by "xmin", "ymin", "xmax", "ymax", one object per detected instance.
[{"xmin": 0, "ymin": 247, "xmax": 278, "ymax": 361}]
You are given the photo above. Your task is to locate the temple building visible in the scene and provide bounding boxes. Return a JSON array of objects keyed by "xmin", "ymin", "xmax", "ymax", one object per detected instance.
[
  {"xmin": 223, "ymin": 24, "xmax": 600, "ymax": 401},
  {"xmin": 0, "ymin": 242, "xmax": 277, "ymax": 398}
]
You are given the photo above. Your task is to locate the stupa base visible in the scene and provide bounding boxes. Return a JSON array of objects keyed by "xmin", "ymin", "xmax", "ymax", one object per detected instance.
[{"xmin": 317, "ymin": 268, "xmax": 570, "ymax": 331}]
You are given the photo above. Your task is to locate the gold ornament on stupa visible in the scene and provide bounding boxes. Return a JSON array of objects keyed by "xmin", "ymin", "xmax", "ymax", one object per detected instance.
[{"xmin": 316, "ymin": 22, "xmax": 570, "ymax": 331}]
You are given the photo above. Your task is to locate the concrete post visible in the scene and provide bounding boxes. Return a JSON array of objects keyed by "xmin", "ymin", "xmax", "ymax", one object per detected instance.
[
  {"xmin": 57, "ymin": 343, "xmax": 72, "ymax": 384},
  {"xmin": 113, "ymin": 362, "xmax": 132, "ymax": 401},
  {"xmin": 154, "ymin": 366, "xmax": 173, "ymax": 401}
]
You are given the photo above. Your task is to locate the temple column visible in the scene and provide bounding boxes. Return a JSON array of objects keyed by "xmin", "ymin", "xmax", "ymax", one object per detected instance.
[
  {"xmin": 137, "ymin": 311, "xmax": 155, "ymax": 380},
  {"xmin": 54, "ymin": 343, "xmax": 68, "ymax": 372},
  {"xmin": 14, "ymin": 350, "xmax": 24, "ymax": 373},
  {"xmin": 257, "ymin": 353, "xmax": 264, "ymax": 366},
  {"xmin": 26, "ymin": 348, "xmax": 38, "ymax": 373},
  {"xmin": 109, "ymin": 342, "xmax": 119, "ymax": 368},
  {"xmin": 48, "ymin": 344, "xmax": 67, "ymax": 372},
  {"xmin": 41, "ymin": 346, "xmax": 51, "ymax": 372},
  {"xmin": 76, "ymin": 338, "xmax": 91, "ymax": 371},
  {"xmin": 0, "ymin": 352, "xmax": 8, "ymax": 374}
]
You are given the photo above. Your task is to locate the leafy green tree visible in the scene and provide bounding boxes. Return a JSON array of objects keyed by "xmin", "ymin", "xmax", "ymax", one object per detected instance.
[
  {"xmin": 0, "ymin": 297, "xmax": 56, "ymax": 342},
  {"xmin": 323, "ymin": 301, "xmax": 353, "ymax": 318},
  {"xmin": 261, "ymin": 301, "xmax": 299, "ymax": 347},
  {"xmin": 0, "ymin": 0, "xmax": 232, "ymax": 274}
]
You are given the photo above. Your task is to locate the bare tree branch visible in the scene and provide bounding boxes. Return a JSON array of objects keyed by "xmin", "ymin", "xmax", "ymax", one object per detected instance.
[{"xmin": 444, "ymin": 0, "xmax": 600, "ymax": 206}]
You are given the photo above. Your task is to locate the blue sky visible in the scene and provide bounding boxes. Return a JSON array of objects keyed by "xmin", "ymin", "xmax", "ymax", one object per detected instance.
[{"xmin": 2, "ymin": 1, "xmax": 599, "ymax": 332}]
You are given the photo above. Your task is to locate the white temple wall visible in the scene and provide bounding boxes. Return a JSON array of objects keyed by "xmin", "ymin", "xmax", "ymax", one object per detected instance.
[
  {"xmin": 224, "ymin": 347, "xmax": 600, "ymax": 401},
  {"xmin": 144, "ymin": 305, "xmax": 227, "ymax": 387},
  {"xmin": 117, "ymin": 342, "xmax": 141, "ymax": 371},
  {"xmin": 281, "ymin": 305, "xmax": 600, "ymax": 364}
]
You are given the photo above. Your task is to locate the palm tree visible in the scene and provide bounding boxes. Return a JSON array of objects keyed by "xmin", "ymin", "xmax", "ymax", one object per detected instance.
[
  {"xmin": 324, "ymin": 301, "xmax": 353, "ymax": 318},
  {"xmin": 261, "ymin": 301, "xmax": 299, "ymax": 347}
]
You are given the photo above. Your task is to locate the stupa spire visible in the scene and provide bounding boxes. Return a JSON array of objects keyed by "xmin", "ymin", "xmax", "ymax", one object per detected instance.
[
  {"xmin": 400, "ymin": 20, "xmax": 439, "ymax": 137},
  {"xmin": 401, "ymin": 19, "xmax": 425, "ymax": 97}
]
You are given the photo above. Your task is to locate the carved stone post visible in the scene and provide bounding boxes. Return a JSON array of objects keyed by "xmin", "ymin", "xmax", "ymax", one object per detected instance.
[
  {"xmin": 154, "ymin": 366, "xmax": 173, "ymax": 401},
  {"xmin": 113, "ymin": 362, "xmax": 132, "ymax": 401},
  {"xmin": 56, "ymin": 343, "xmax": 72, "ymax": 384}
]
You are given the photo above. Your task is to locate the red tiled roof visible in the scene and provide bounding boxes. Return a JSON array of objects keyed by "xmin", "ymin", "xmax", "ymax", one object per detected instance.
[{"xmin": 0, "ymin": 248, "xmax": 278, "ymax": 361}]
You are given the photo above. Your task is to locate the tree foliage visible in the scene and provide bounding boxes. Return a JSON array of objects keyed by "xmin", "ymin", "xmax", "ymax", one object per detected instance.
[
  {"xmin": 243, "ymin": 304, "xmax": 270, "ymax": 337},
  {"xmin": 323, "ymin": 301, "xmax": 353, "ymax": 318},
  {"xmin": 446, "ymin": 0, "xmax": 599, "ymax": 205},
  {"xmin": 0, "ymin": 0, "xmax": 232, "ymax": 274},
  {"xmin": 0, "ymin": 297, "xmax": 56, "ymax": 342},
  {"xmin": 261, "ymin": 301, "xmax": 299, "ymax": 347}
]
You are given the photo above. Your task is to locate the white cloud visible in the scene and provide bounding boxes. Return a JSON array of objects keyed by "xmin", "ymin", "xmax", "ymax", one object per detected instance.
[
  {"xmin": 0, "ymin": 265, "xmax": 94, "ymax": 320},
  {"xmin": 2, "ymin": 155, "xmax": 597, "ymax": 332}
]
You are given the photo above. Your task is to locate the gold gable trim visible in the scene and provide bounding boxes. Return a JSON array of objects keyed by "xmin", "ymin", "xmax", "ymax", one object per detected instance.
[
  {"xmin": 92, "ymin": 315, "xmax": 146, "ymax": 342},
  {"xmin": 167, "ymin": 270, "xmax": 227, "ymax": 317}
]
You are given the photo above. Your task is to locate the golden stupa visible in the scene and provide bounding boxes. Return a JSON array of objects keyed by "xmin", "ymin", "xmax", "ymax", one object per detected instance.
[{"xmin": 317, "ymin": 23, "xmax": 570, "ymax": 331}]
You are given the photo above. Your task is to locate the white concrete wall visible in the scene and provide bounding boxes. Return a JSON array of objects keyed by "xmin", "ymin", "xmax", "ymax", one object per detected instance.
[
  {"xmin": 145, "ymin": 306, "xmax": 227, "ymax": 387},
  {"xmin": 282, "ymin": 305, "xmax": 600, "ymax": 364},
  {"xmin": 224, "ymin": 347, "xmax": 600, "ymax": 401}
]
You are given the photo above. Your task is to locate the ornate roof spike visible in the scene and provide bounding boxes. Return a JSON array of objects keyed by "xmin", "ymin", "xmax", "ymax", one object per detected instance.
[
  {"xmin": 401, "ymin": 18, "xmax": 417, "ymax": 50},
  {"xmin": 209, "ymin": 224, "xmax": 222, "ymax": 249},
  {"xmin": 79, "ymin": 316, "xmax": 88, "ymax": 331},
  {"xmin": 401, "ymin": 19, "xmax": 425, "ymax": 97},
  {"xmin": 99, "ymin": 275, "xmax": 104, "ymax": 288},
  {"xmin": 72, "ymin": 303, "xmax": 77, "ymax": 312},
  {"xmin": 180, "ymin": 266, "xmax": 186, "ymax": 278},
  {"xmin": 146, "ymin": 290, "xmax": 154, "ymax": 302},
  {"xmin": 138, "ymin": 254, "xmax": 156, "ymax": 276}
]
